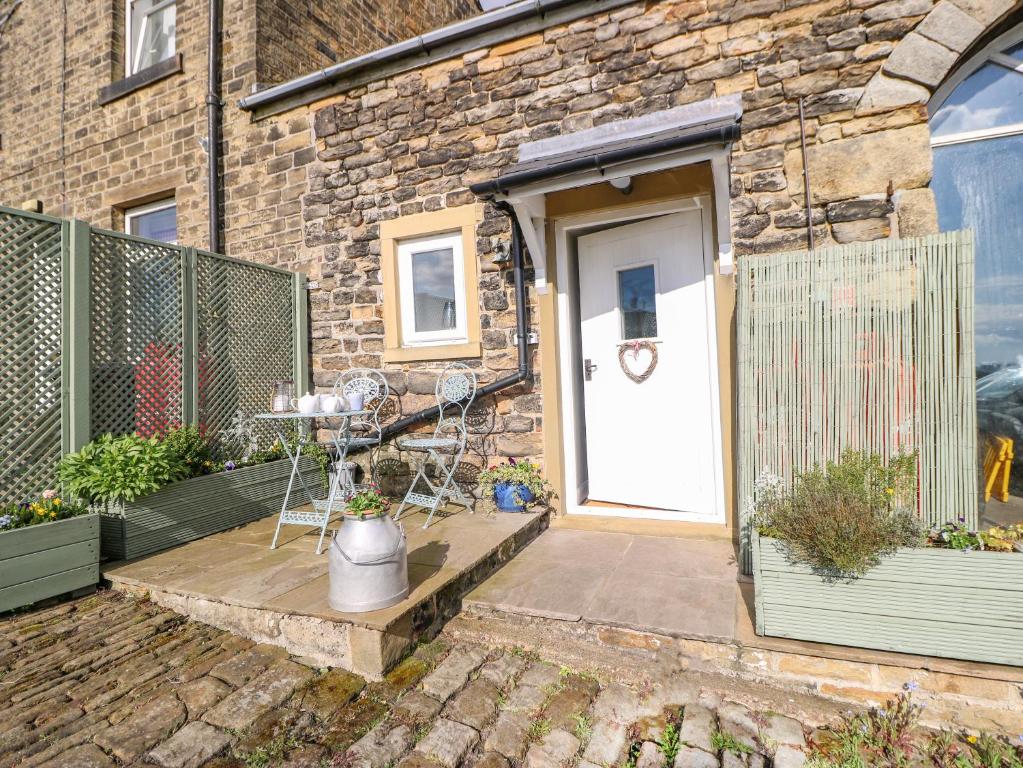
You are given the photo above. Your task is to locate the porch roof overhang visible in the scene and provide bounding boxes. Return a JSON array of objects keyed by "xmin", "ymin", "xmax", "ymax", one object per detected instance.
[{"xmin": 469, "ymin": 97, "xmax": 743, "ymax": 292}]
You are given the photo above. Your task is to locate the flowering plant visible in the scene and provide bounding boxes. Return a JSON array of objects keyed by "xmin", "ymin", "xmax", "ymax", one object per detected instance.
[
  {"xmin": 927, "ymin": 520, "xmax": 1023, "ymax": 553},
  {"xmin": 0, "ymin": 492, "xmax": 89, "ymax": 531},
  {"xmin": 343, "ymin": 485, "xmax": 390, "ymax": 520},
  {"xmin": 478, "ymin": 459, "xmax": 552, "ymax": 508}
]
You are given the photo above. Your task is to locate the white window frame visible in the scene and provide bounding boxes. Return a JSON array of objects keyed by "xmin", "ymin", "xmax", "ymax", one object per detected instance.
[
  {"xmin": 125, "ymin": 0, "xmax": 176, "ymax": 76},
  {"xmin": 396, "ymin": 231, "xmax": 468, "ymax": 347},
  {"xmin": 125, "ymin": 198, "xmax": 177, "ymax": 244},
  {"xmin": 930, "ymin": 24, "xmax": 1023, "ymax": 148}
]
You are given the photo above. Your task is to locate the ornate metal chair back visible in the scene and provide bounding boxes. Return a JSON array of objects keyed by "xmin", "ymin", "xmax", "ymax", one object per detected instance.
[
  {"xmin": 334, "ymin": 369, "xmax": 389, "ymax": 439},
  {"xmin": 433, "ymin": 363, "xmax": 477, "ymax": 443}
]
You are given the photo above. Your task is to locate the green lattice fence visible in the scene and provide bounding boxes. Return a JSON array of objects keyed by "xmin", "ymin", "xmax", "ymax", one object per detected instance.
[
  {"xmin": 196, "ymin": 251, "xmax": 300, "ymax": 452},
  {"xmin": 737, "ymin": 232, "xmax": 977, "ymax": 572},
  {"xmin": 1, "ymin": 209, "xmax": 64, "ymax": 503},
  {"xmin": 0, "ymin": 205, "xmax": 308, "ymax": 505}
]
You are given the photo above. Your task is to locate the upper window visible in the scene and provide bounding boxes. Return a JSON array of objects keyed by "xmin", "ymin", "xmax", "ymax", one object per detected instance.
[
  {"xmin": 930, "ymin": 24, "xmax": 1023, "ymax": 528},
  {"xmin": 398, "ymin": 232, "xmax": 467, "ymax": 347},
  {"xmin": 127, "ymin": 0, "xmax": 176, "ymax": 75},
  {"xmin": 380, "ymin": 205, "xmax": 483, "ymax": 363},
  {"xmin": 126, "ymin": 199, "xmax": 177, "ymax": 244}
]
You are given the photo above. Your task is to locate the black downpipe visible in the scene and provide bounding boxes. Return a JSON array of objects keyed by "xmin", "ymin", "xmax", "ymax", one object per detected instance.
[
  {"xmin": 376, "ymin": 208, "xmax": 532, "ymax": 442},
  {"xmin": 206, "ymin": 0, "xmax": 222, "ymax": 252}
]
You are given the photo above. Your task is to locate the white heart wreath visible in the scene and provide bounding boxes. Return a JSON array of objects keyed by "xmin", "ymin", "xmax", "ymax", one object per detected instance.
[{"xmin": 617, "ymin": 340, "xmax": 658, "ymax": 383}]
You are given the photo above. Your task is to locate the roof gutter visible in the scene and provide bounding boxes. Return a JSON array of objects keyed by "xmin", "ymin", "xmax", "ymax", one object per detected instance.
[
  {"xmin": 469, "ymin": 120, "xmax": 742, "ymax": 198},
  {"xmin": 238, "ymin": 0, "xmax": 640, "ymax": 119}
]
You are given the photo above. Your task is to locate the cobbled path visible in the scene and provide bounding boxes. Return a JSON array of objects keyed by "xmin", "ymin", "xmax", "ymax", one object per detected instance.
[{"xmin": 0, "ymin": 591, "xmax": 822, "ymax": 767}]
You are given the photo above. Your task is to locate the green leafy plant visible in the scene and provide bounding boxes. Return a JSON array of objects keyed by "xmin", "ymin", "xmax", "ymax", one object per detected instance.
[
  {"xmin": 754, "ymin": 450, "xmax": 922, "ymax": 576},
  {"xmin": 527, "ymin": 717, "xmax": 552, "ymax": 743},
  {"xmin": 711, "ymin": 730, "xmax": 755, "ymax": 756},
  {"xmin": 163, "ymin": 425, "xmax": 214, "ymax": 476},
  {"xmin": 58, "ymin": 433, "xmax": 189, "ymax": 503},
  {"xmin": 343, "ymin": 485, "xmax": 390, "ymax": 519},
  {"xmin": 927, "ymin": 520, "xmax": 1023, "ymax": 553},
  {"xmin": 810, "ymin": 687, "xmax": 1023, "ymax": 768},
  {"xmin": 478, "ymin": 458, "xmax": 553, "ymax": 508},
  {"xmin": 0, "ymin": 490, "xmax": 89, "ymax": 531},
  {"xmin": 657, "ymin": 713, "xmax": 682, "ymax": 764}
]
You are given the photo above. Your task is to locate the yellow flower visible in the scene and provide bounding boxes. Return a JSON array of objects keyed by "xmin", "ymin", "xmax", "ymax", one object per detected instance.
[
  {"xmin": 967, "ymin": 735, "xmax": 978, "ymax": 744},
  {"xmin": 885, "ymin": 488, "xmax": 894, "ymax": 496},
  {"xmin": 53, "ymin": 498, "xmax": 61, "ymax": 506},
  {"xmin": 49, "ymin": 511, "xmax": 57, "ymax": 519}
]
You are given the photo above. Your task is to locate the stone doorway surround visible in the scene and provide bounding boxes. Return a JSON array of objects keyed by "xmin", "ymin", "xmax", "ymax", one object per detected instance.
[{"xmin": 454, "ymin": 526, "xmax": 1023, "ymax": 732}]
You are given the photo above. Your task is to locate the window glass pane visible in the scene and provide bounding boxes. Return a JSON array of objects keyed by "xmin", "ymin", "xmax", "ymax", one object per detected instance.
[
  {"xmin": 618, "ymin": 265, "xmax": 657, "ymax": 339},
  {"xmin": 129, "ymin": 204, "xmax": 177, "ymax": 244},
  {"xmin": 411, "ymin": 247, "xmax": 457, "ymax": 333},
  {"xmin": 132, "ymin": 1, "xmax": 176, "ymax": 72},
  {"xmin": 1004, "ymin": 39, "xmax": 1023, "ymax": 61},
  {"xmin": 933, "ymin": 134, "xmax": 1023, "ymax": 526},
  {"xmin": 931, "ymin": 62, "xmax": 1023, "ymax": 137}
]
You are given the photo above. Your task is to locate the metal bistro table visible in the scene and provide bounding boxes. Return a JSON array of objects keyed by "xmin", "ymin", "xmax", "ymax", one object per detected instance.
[{"xmin": 255, "ymin": 410, "xmax": 368, "ymax": 555}]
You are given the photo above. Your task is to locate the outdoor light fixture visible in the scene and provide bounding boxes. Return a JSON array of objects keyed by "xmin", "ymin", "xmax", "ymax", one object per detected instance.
[
  {"xmin": 492, "ymin": 242, "xmax": 511, "ymax": 265},
  {"xmin": 609, "ymin": 175, "xmax": 633, "ymax": 195}
]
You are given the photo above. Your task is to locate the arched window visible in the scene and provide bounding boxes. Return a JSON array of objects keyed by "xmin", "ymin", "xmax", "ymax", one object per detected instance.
[{"xmin": 931, "ymin": 25, "xmax": 1023, "ymax": 526}]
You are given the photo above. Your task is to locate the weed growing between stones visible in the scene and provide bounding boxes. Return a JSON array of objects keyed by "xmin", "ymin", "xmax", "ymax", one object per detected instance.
[
  {"xmin": 711, "ymin": 730, "xmax": 755, "ymax": 757},
  {"xmin": 808, "ymin": 688, "xmax": 1023, "ymax": 768},
  {"xmin": 657, "ymin": 708, "xmax": 683, "ymax": 765},
  {"xmin": 234, "ymin": 733, "xmax": 300, "ymax": 768},
  {"xmin": 572, "ymin": 712, "xmax": 593, "ymax": 743},
  {"xmin": 527, "ymin": 717, "xmax": 552, "ymax": 743}
]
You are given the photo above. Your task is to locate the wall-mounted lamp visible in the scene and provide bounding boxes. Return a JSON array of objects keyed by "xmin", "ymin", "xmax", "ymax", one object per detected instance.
[
  {"xmin": 609, "ymin": 175, "xmax": 633, "ymax": 195},
  {"xmin": 492, "ymin": 241, "xmax": 512, "ymax": 265}
]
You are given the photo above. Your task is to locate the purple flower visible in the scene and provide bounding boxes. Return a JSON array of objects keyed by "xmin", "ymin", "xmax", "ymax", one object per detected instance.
[
  {"xmin": 904, "ymin": 681, "xmax": 919, "ymax": 692},
  {"xmin": 508, "ymin": 458, "xmax": 517, "ymax": 466},
  {"xmin": 0, "ymin": 515, "xmax": 12, "ymax": 529},
  {"xmin": 225, "ymin": 461, "xmax": 236, "ymax": 471},
  {"xmin": 958, "ymin": 515, "xmax": 966, "ymax": 523}
]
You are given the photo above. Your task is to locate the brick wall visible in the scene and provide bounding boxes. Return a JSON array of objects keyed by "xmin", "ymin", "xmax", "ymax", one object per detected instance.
[
  {"xmin": 220, "ymin": 0, "xmax": 1009, "ymax": 470},
  {"xmin": 256, "ymin": 0, "xmax": 479, "ymax": 86}
]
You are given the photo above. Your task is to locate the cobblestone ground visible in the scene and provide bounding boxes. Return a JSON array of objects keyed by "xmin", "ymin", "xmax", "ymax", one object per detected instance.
[{"xmin": 0, "ymin": 591, "xmax": 823, "ymax": 768}]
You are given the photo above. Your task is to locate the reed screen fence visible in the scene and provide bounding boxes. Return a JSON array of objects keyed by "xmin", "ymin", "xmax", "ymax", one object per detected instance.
[
  {"xmin": 0, "ymin": 206, "xmax": 308, "ymax": 506},
  {"xmin": 737, "ymin": 232, "xmax": 977, "ymax": 572}
]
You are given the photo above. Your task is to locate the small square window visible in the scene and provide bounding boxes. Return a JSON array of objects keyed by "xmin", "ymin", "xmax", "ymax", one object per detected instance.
[
  {"xmin": 618, "ymin": 264, "xmax": 658, "ymax": 340},
  {"xmin": 127, "ymin": 0, "xmax": 176, "ymax": 75},
  {"xmin": 397, "ymin": 231, "xmax": 467, "ymax": 347},
  {"xmin": 125, "ymin": 199, "xmax": 177, "ymax": 244}
]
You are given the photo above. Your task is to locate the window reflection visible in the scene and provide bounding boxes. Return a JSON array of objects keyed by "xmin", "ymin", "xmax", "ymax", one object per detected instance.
[
  {"xmin": 618, "ymin": 264, "xmax": 657, "ymax": 339},
  {"xmin": 933, "ymin": 79, "xmax": 1023, "ymax": 525},
  {"xmin": 411, "ymin": 247, "xmax": 457, "ymax": 333}
]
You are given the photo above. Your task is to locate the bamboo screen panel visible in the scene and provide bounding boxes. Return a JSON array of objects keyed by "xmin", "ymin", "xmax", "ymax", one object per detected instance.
[
  {"xmin": 195, "ymin": 252, "xmax": 295, "ymax": 453},
  {"xmin": 89, "ymin": 232, "xmax": 184, "ymax": 439},
  {"xmin": 0, "ymin": 211, "xmax": 63, "ymax": 504},
  {"xmin": 737, "ymin": 232, "xmax": 977, "ymax": 572}
]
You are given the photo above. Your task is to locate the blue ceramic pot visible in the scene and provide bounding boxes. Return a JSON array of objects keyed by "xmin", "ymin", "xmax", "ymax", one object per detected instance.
[{"xmin": 493, "ymin": 482, "xmax": 534, "ymax": 512}]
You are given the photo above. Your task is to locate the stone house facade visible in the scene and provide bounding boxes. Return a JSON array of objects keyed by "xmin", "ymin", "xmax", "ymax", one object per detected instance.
[
  {"xmin": 0, "ymin": 0, "xmax": 477, "ymax": 245},
  {"xmin": 4, "ymin": 0, "xmax": 1019, "ymax": 529},
  {"xmin": 220, "ymin": 0, "xmax": 1018, "ymax": 527}
]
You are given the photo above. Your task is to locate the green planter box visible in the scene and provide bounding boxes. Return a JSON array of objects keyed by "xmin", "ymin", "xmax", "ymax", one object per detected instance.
[
  {"xmin": 0, "ymin": 514, "xmax": 100, "ymax": 613},
  {"xmin": 753, "ymin": 534, "xmax": 1023, "ymax": 667},
  {"xmin": 99, "ymin": 457, "xmax": 321, "ymax": 561}
]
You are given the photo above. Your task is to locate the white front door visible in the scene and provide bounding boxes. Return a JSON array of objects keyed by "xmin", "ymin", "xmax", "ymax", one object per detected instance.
[{"xmin": 577, "ymin": 210, "xmax": 723, "ymax": 520}]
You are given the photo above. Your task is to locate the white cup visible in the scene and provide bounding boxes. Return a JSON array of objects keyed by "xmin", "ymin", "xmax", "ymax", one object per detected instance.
[{"xmin": 346, "ymin": 392, "xmax": 364, "ymax": 412}]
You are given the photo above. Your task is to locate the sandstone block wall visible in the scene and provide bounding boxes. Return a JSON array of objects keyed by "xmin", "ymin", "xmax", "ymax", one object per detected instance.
[{"xmin": 222, "ymin": 0, "xmax": 1020, "ymax": 470}]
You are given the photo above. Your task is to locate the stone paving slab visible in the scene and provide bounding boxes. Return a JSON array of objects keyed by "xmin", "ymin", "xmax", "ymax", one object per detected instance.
[{"xmin": 0, "ymin": 590, "xmax": 852, "ymax": 768}]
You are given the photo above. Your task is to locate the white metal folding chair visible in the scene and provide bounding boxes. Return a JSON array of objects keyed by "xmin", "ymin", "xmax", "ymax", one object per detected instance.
[
  {"xmin": 329, "ymin": 368, "xmax": 389, "ymax": 491},
  {"xmin": 393, "ymin": 363, "xmax": 477, "ymax": 528}
]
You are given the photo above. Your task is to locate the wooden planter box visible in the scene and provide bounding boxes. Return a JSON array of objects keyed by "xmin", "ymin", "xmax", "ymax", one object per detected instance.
[
  {"xmin": 0, "ymin": 514, "xmax": 100, "ymax": 613},
  {"xmin": 753, "ymin": 534, "xmax": 1023, "ymax": 667},
  {"xmin": 99, "ymin": 457, "xmax": 320, "ymax": 561}
]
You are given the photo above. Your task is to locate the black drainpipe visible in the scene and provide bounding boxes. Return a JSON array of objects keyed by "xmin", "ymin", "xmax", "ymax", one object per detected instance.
[
  {"xmin": 376, "ymin": 206, "xmax": 532, "ymax": 442},
  {"xmin": 206, "ymin": 0, "xmax": 222, "ymax": 252}
]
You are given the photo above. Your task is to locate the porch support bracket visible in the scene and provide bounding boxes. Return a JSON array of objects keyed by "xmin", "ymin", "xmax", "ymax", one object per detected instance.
[
  {"xmin": 710, "ymin": 153, "xmax": 734, "ymax": 276},
  {"xmin": 506, "ymin": 194, "xmax": 549, "ymax": 294}
]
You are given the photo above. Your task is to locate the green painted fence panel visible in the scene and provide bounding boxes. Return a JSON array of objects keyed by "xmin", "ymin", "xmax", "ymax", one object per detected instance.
[
  {"xmin": 754, "ymin": 535, "xmax": 1023, "ymax": 667},
  {"xmin": 1, "ymin": 208, "xmax": 64, "ymax": 503},
  {"xmin": 737, "ymin": 232, "xmax": 977, "ymax": 573},
  {"xmin": 0, "ymin": 206, "xmax": 308, "ymax": 506},
  {"xmin": 0, "ymin": 514, "xmax": 100, "ymax": 612}
]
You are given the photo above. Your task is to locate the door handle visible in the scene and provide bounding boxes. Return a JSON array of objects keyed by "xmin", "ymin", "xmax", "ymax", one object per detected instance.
[{"xmin": 584, "ymin": 359, "xmax": 597, "ymax": 381}]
